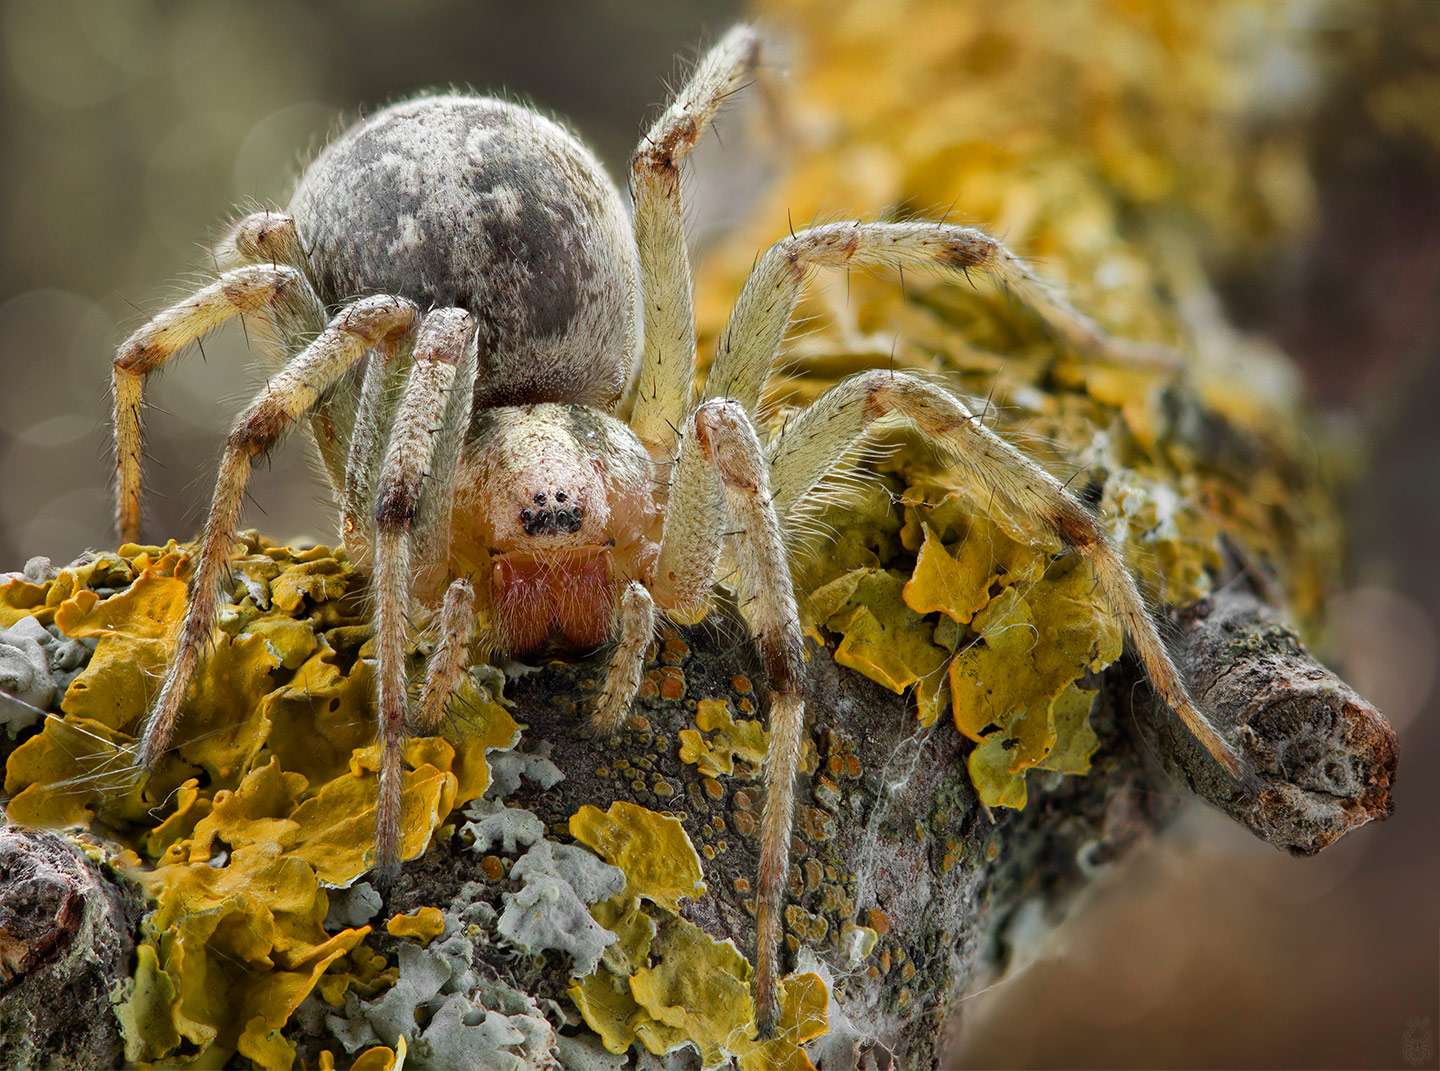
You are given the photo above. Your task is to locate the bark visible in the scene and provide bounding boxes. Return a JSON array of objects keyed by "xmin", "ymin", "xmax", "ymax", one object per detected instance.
[
  {"xmin": 0, "ymin": 582, "xmax": 1394, "ymax": 1070},
  {"xmin": 1142, "ymin": 591, "xmax": 1397, "ymax": 855},
  {"xmin": 0, "ymin": 829, "xmax": 144, "ymax": 1071}
]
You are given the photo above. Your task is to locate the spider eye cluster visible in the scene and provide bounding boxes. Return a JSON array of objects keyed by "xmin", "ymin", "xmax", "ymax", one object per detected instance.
[{"xmin": 520, "ymin": 494, "xmax": 585, "ymax": 536}]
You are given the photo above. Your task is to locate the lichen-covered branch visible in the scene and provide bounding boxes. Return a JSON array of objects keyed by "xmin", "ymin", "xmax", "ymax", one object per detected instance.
[
  {"xmin": 0, "ymin": 542, "xmax": 1394, "ymax": 1069},
  {"xmin": 1140, "ymin": 590, "xmax": 1397, "ymax": 854},
  {"xmin": 0, "ymin": 2, "xmax": 1418, "ymax": 1067}
]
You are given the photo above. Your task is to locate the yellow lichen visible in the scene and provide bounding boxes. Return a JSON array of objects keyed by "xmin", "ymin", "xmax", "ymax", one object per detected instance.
[
  {"xmin": 566, "ymin": 799, "xmax": 824, "ymax": 1068},
  {"xmin": 569, "ymin": 801, "xmax": 706, "ymax": 912},
  {"xmin": 0, "ymin": 576, "xmax": 49, "ymax": 628},
  {"xmin": 816, "ymin": 568, "xmax": 950, "ymax": 697},
  {"xmin": 387, "ymin": 906, "xmax": 446, "ymax": 945},
  {"xmin": 569, "ymin": 960, "xmax": 645, "ymax": 1055},
  {"xmin": 316, "ymin": 944, "xmax": 397, "ymax": 1006},
  {"xmin": 733, "ymin": 972, "xmax": 830, "ymax": 1071},
  {"xmin": 901, "ymin": 525, "xmax": 994, "ymax": 625},
  {"xmin": 949, "ymin": 555, "xmax": 1122, "ymax": 809},
  {"xmin": 629, "ymin": 916, "xmax": 755, "ymax": 1065},
  {"xmin": 571, "ymin": 895, "xmax": 826, "ymax": 1070},
  {"xmin": 348, "ymin": 1038, "xmax": 404, "ymax": 1071},
  {"xmin": 0, "ymin": 539, "xmax": 516, "ymax": 1067},
  {"xmin": 678, "ymin": 698, "xmax": 769, "ymax": 779}
]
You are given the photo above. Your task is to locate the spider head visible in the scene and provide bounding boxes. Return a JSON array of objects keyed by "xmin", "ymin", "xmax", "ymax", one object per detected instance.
[
  {"xmin": 454, "ymin": 404, "xmax": 641, "ymax": 655},
  {"xmin": 489, "ymin": 457, "xmax": 610, "ymax": 554},
  {"xmin": 483, "ymin": 460, "xmax": 616, "ymax": 654}
]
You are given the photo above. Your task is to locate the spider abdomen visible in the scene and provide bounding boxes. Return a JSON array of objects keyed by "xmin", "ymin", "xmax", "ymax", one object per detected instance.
[{"xmin": 289, "ymin": 95, "xmax": 640, "ymax": 411}]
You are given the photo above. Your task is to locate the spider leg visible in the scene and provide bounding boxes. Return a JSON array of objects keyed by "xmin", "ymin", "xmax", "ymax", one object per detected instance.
[
  {"xmin": 628, "ymin": 24, "xmax": 764, "ymax": 460},
  {"xmin": 111, "ymin": 260, "xmax": 325, "ymax": 542},
  {"xmin": 215, "ymin": 209, "xmax": 311, "ymax": 276},
  {"xmin": 766, "ymin": 368, "xmax": 1249, "ymax": 779},
  {"xmin": 403, "ymin": 312, "xmax": 482, "ymax": 734},
  {"xmin": 341, "ymin": 336, "xmax": 414, "ymax": 563},
  {"xmin": 369, "ymin": 308, "xmax": 478, "ymax": 885},
  {"xmin": 670, "ymin": 398, "xmax": 804, "ymax": 1038},
  {"xmin": 136, "ymin": 295, "xmax": 420, "ymax": 769},
  {"xmin": 650, "ymin": 424, "xmax": 726, "ymax": 621},
  {"xmin": 411, "ymin": 309, "xmax": 479, "ymax": 585},
  {"xmin": 705, "ymin": 221, "xmax": 1180, "ymax": 419},
  {"xmin": 588, "ymin": 580, "xmax": 657, "ymax": 738},
  {"xmin": 219, "ymin": 210, "xmax": 381, "ymax": 521},
  {"xmin": 414, "ymin": 577, "xmax": 478, "ymax": 734},
  {"xmin": 341, "ymin": 279, "xmax": 476, "ymax": 569}
]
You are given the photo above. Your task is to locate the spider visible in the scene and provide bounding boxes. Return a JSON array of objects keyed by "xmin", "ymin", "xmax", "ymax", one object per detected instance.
[{"xmin": 110, "ymin": 26, "xmax": 1247, "ymax": 1035}]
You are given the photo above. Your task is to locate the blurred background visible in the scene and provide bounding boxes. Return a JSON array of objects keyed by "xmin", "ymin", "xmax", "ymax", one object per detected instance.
[{"xmin": 0, "ymin": 1, "xmax": 1435, "ymax": 1068}]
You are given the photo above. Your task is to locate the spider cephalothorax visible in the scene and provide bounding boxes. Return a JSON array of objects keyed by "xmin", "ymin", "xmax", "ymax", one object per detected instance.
[
  {"xmin": 457, "ymin": 403, "xmax": 659, "ymax": 655},
  {"xmin": 111, "ymin": 26, "xmax": 1248, "ymax": 1035}
]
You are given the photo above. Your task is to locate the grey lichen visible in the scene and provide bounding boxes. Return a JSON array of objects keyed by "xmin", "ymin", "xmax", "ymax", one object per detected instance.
[
  {"xmin": 485, "ymin": 743, "xmax": 565, "ymax": 798},
  {"xmin": 498, "ymin": 838, "xmax": 626, "ymax": 976},
  {"xmin": 323, "ymin": 881, "xmax": 384, "ymax": 930},
  {"xmin": 314, "ymin": 889, "xmax": 562, "ymax": 1069},
  {"xmin": 0, "ymin": 615, "xmax": 93, "ymax": 738},
  {"xmin": 462, "ymin": 798, "xmax": 546, "ymax": 855}
]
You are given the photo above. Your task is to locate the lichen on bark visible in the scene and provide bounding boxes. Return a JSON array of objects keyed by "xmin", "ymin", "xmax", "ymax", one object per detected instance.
[{"xmin": 0, "ymin": 1, "xmax": 1411, "ymax": 1067}]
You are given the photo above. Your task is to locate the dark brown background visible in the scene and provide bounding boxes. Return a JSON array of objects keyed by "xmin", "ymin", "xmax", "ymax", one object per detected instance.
[{"xmin": 0, "ymin": 2, "xmax": 1434, "ymax": 1067}]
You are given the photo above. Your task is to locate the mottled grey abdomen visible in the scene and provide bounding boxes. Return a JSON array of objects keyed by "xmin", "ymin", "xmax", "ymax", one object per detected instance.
[{"xmin": 289, "ymin": 95, "xmax": 639, "ymax": 411}]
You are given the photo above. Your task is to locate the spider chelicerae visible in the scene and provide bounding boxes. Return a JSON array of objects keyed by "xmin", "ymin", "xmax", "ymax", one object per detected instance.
[{"xmin": 111, "ymin": 25, "xmax": 1247, "ymax": 1034}]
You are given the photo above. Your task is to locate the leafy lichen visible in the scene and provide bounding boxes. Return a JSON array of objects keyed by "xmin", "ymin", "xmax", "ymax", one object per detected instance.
[
  {"xmin": 567, "ymin": 801, "xmax": 826, "ymax": 1069},
  {"xmin": 1, "ymin": 537, "xmax": 518, "ymax": 1068}
]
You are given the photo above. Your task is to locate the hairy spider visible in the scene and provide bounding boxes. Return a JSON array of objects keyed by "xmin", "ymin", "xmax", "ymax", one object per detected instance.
[{"xmin": 112, "ymin": 26, "xmax": 1247, "ymax": 1034}]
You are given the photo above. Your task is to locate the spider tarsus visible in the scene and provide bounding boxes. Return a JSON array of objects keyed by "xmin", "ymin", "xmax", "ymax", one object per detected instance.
[{"xmin": 370, "ymin": 856, "xmax": 399, "ymax": 905}]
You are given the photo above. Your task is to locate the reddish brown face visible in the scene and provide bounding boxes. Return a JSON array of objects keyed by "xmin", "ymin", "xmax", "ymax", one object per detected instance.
[
  {"xmin": 490, "ymin": 545, "xmax": 614, "ymax": 654},
  {"xmin": 450, "ymin": 402, "xmax": 660, "ymax": 657}
]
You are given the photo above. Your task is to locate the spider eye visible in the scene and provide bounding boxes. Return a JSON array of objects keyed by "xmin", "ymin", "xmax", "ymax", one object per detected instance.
[
  {"xmin": 521, "ymin": 508, "xmax": 533, "ymax": 523},
  {"xmin": 533, "ymin": 493, "xmax": 546, "ymax": 505},
  {"xmin": 555, "ymin": 491, "xmax": 567, "ymax": 502}
]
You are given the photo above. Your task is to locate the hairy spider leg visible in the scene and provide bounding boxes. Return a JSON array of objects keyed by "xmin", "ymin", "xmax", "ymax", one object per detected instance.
[
  {"xmin": 640, "ymin": 395, "xmax": 804, "ymax": 1035},
  {"xmin": 588, "ymin": 581, "xmax": 658, "ymax": 738},
  {"xmin": 415, "ymin": 577, "xmax": 479, "ymax": 734},
  {"xmin": 217, "ymin": 210, "xmax": 373, "ymax": 515},
  {"xmin": 135, "ymin": 296, "xmax": 421, "ymax": 768},
  {"xmin": 706, "ymin": 220, "xmax": 1183, "ymax": 417},
  {"xmin": 625, "ymin": 22, "xmax": 771, "ymax": 737},
  {"xmin": 111, "ymin": 257, "xmax": 324, "ymax": 543},
  {"xmin": 343, "ymin": 329, "xmax": 414, "ymax": 564},
  {"xmin": 705, "ymin": 401, "xmax": 806, "ymax": 1037},
  {"xmin": 369, "ymin": 308, "xmax": 478, "ymax": 885},
  {"xmin": 628, "ymin": 24, "xmax": 766, "ymax": 461}
]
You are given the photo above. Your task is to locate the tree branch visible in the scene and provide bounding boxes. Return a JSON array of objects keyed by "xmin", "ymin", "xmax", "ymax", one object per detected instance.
[{"xmin": 0, "ymin": 562, "xmax": 1395, "ymax": 1069}]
